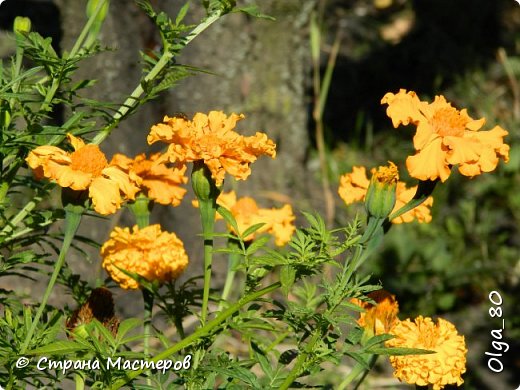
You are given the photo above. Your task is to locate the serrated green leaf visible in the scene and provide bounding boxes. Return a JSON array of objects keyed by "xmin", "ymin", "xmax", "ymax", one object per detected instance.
[
  {"xmin": 175, "ymin": 1, "xmax": 191, "ymax": 26},
  {"xmin": 241, "ymin": 223, "xmax": 265, "ymax": 241},
  {"xmin": 217, "ymin": 205, "xmax": 240, "ymax": 236},
  {"xmin": 245, "ymin": 236, "xmax": 270, "ymax": 256},
  {"xmin": 234, "ymin": 6, "xmax": 275, "ymax": 21},
  {"xmin": 280, "ymin": 265, "xmax": 296, "ymax": 296}
]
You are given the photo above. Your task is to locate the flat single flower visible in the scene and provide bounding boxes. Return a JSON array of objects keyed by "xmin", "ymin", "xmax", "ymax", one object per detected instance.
[
  {"xmin": 147, "ymin": 111, "xmax": 276, "ymax": 186},
  {"xmin": 194, "ymin": 190, "xmax": 295, "ymax": 246},
  {"xmin": 351, "ymin": 290, "xmax": 399, "ymax": 335},
  {"xmin": 101, "ymin": 224, "xmax": 189, "ymax": 290},
  {"xmin": 381, "ymin": 89, "xmax": 509, "ymax": 182},
  {"xmin": 387, "ymin": 316, "xmax": 467, "ymax": 389},
  {"xmin": 26, "ymin": 134, "xmax": 139, "ymax": 215},
  {"xmin": 110, "ymin": 153, "xmax": 187, "ymax": 206},
  {"xmin": 338, "ymin": 165, "xmax": 433, "ymax": 223}
]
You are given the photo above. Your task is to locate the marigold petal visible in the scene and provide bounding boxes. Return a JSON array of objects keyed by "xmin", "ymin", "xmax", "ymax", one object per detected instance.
[
  {"xmin": 89, "ymin": 177, "xmax": 122, "ymax": 215},
  {"xmin": 102, "ymin": 166, "xmax": 140, "ymax": 200},
  {"xmin": 381, "ymin": 89, "xmax": 424, "ymax": 128},
  {"xmin": 338, "ymin": 166, "xmax": 370, "ymax": 205},
  {"xmin": 54, "ymin": 166, "xmax": 92, "ymax": 190},
  {"xmin": 443, "ymin": 136, "xmax": 483, "ymax": 165},
  {"xmin": 406, "ymin": 138, "xmax": 451, "ymax": 182},
  {"xmin": 67, "ymin": 133, "xmax": 86, "ymax": 151},
  {"xmin": 392, "ymin": 183, "xmax": 433, "ymax": 224}
]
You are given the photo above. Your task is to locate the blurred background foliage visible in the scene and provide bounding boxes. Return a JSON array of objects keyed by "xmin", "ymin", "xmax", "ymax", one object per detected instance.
[{"xmin": 1, "ymin": 0, "xmax": 520, "ymax": 388}]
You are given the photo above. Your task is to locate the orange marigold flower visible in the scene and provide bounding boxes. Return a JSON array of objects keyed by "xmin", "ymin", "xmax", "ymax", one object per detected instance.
[
  {"xmin": 147, "ymin": 111, "xmax": 276, "ymax": 186},
  {"xmin": 387, "ymin": 316, "xmax": 467, "ymax": 390},
  {"xmin": 194, "ymin": 190, "xmax": 295, "ymax": 246},
  {"xmin": 110, "ymin": 153, "xmax": 187, "ymax": 206},
  {"xmin": 351, "ymin": 290, "xmax": 399, "ymax": 336},
  {"xmin": 338, "ymin": 166, "xmax": 370, "ymax": 205},
  {"xmin": 381, "ymin": 89, "xmax": 510, "ymax": 182},
  {"xmin": 338, "ymin": 166, "xmax": 433, "ymax": 223},
  {"xmin": 25, "ymin": 134, "xmax": 139, "ymax": 215},
  {"xmin": 101, "ymin": 224, "xmax": 189, "ymax": 290}
]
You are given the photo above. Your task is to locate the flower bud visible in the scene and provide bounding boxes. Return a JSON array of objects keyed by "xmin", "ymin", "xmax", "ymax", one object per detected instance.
[
  {"xmin": 365, "ymin": 162, "xmax": 398, "ymax": 219},
  {"xmin": 191, "ymin": 160, "xmax": 221, "ymax": 202},
  {"xmin": 13, "ymin": 17, "xmax": 31, "ymax": 34}
]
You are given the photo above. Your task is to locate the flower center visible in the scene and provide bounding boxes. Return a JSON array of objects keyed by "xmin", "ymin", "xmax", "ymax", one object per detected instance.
[
  {"xmin": 432, "ymin": 107, "xmax": 467, "ymax": 137},
  {"xmin": 373, "ymin": 162, "xmax": 398, "ymax": 184},
  {"xmin": 70, "ymin": 145, "xmax": 108, "ymax": 177}
]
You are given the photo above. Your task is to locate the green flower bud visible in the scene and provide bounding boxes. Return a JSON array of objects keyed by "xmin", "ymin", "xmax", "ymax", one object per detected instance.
[
  {"xmin": 365, "ymin": 161, "xmax": 398, "ymax": 219},
  {"xmin": 13, "ymin": 16, "xmax": 31, "ymax": 34},
  {"xmin": 191, "ymin": 160, "xmax": 220, "ymax": 202}
]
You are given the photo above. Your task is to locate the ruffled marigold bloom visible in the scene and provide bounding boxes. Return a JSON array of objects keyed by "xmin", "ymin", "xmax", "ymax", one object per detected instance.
[
  {"xmin": 147, "ymin": 111, "xmax": 276, "ymax": 186},
  {"xmin": 387, "ymin": 316, "xmax": 467, "ymax": 389},
  {"xmin": 381, "ymin": 89, "xmax": 510, "ymax": 182},
  {"xmin": 338, "ymin": 166, "xmax": 433, "ymax": 224},
  {"xmin": 101, "ymin": 224, "xmax": 189, "ymax": 290},
  {"xmin": 351, "ymin": 290, "xmax": 399, "ymax": 336},
  {"xmin": 110, "ymin": 153, "xmax": 187, "ymax": 206},
  {"xmin": 194, "ymin": 190, "xmax": 295, "ymax": 246},
  {"xmin": 26, "ymin": 134, "xmax": 139, "ymax": 215}
]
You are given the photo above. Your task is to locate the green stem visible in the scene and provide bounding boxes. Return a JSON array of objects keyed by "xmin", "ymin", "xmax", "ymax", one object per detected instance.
[
  {"xmin": 352, "ymin": 354, "xmax": 378, "ymax": 390},
  {"xmin": 279, "ymin": 331, "xmax": 321, "ymax": 390},
  {"xmin": 19, "ymin": 204, "xmax": 83, "ymax": 354},
  {"xmin": 91, "ymin": 11, "xmax": 223, "ymax": 145},
  {"xmin": 108, "ymin": 282, "xmax": 281, "ymax": 390},
  {"xmin": 68, "ymin": 0, "xmax": 108, "ymax": 59},
  {"xmin": 128, "ymin": 195, "xmax": 151, "ymax": 228},
  {"xmin": 142, "ymin": 288, "xmax": 154, "ymax": 387},
  {"xmin": 1, "ymin": 198, "xmax": 39, "ymax": 236},
  {"xmin": 74, "ymin": 372, "xmax": 86, "ymax": 390},
  {"xmin": 197, "ymin": 196, "xmax": 217, "ymax": 326},
  {"xmin": 217, "ymin": 239, "xmax": 241, "ymax": 311}
]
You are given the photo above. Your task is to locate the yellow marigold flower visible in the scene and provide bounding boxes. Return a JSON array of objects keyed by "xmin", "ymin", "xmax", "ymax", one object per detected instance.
[
  {"xmin": 338, "ymin": 166, "xmax": 370, "ymax": 204},
  {"xmin": 351, "ymin": 290, "xmax": 399, "ymax": 336},
  {"xmin": 25, "ymin": 134, "xmax": 139, "ymax": 215},
  {"xmin": 147, "ymin": 111, "xmax": 276, "ymax": 186},
  {"xmin": 101, "ymin": 224, "xmax": 189, "ymax": 290},
  {"xmin": 194, "ymin": 190, "xmax": 295, "ymax": 246},
  {"xmin": 338, "ymin": 166, "xmax": 433, "ymax": 223},
  {"xmin": 110, "ymin": 153, "xmax": 187, "ymax": 206},
  {"xmin": 381, "ymin": 89, "xmax": 510, "ymax": 182},
  {"xmin": 387, "ymin": 316, "xmax": 467, "ymax": 390}
]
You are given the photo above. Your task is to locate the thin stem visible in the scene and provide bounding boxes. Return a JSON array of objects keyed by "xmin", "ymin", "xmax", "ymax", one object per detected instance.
[
  {"xmin": 74, "ymin": 372, "xmax": 86, "ymax": 390},
  {"xmin": 39, "ymin": 0, "xmax": 109, "ymax": 114},
  {"xmin": 198, "ymin": 197, "xmax": 217, "ymax": 326},
  {"xmin": 91, "ymin": 12, "xmax": 223, "ymax": 145},
  {"xmin": 142, "ymin": 288, "xmax": 154, "ymax": 387},
  {"xmin": 279, "ymin": 331, "xmax": 321, "ymax": 390},
  {"xmin": 352, "ymin": 354, "xmax": 378, "ymax": 390},
  {"xmin": 217, "ymin": 239, "xmax": 241, "ymax": 311},
  {"xmin": 108, "ymin": 282, "xmax": 281, "ymax": 390},
  {"xmin": 19, "ymin": 205, "xmax": 83, "ymax": 354},
  {"xmin": 1, "ymin": 198, "xmax": 39, "ymax": 236},
  {"xmin": 68, "ymin": 0, "xmax": 108, "ymax": 59}
]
